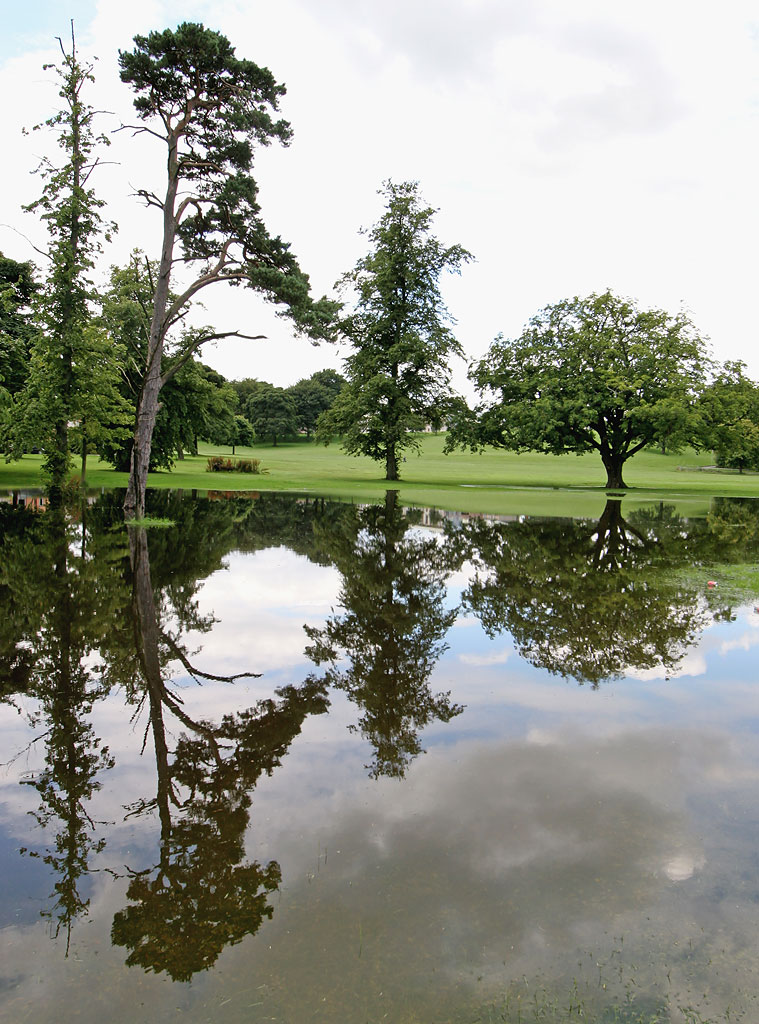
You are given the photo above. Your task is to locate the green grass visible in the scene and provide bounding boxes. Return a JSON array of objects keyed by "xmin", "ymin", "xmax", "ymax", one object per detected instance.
[
  {"xmin": 3, "ymin": 435, "xmax": 759, "ymax": 517},
  {"xmin": 673, "ymin": 562, "xmax": 759, "ymax": 608},
  {"xmin": 123, "ymin": 516, "xmax": 175, "ymax": 528}
]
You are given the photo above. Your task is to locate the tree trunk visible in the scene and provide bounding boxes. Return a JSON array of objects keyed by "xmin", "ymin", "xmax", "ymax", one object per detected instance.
[
  {"xmin": 385, "ymin": 445, "xmax": 399, "ymax": 481},
  {"xmin": 80, "ymin": 420, "xmax": 87, "ymax": 483},
  {"xmin": 124, "ymin": 130, "xmax": 180, "ymax": 519},
  {"xmin": 48, "ymin": 419, "xmax": 70, "ymax": 507},
  {"xmin": 128, "ymin": 526, "xmax": 173, "ymax": 837},
  {"xmin": 601, "ymin": 452, "xmax": 628, "ymax": 490},
  {"xmin": 124, "ymin": 366, "xmax": 162, "ymax": 518},
  {"xmin": 384, "ymin": 488, "xmax": 398, "ymax": 519}
]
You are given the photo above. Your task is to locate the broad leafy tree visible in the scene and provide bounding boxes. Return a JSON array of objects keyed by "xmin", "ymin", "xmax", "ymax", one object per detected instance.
[
  {"xmin": 230, "ymin": 376, "xmax": 270, "ymax": 408},
  {"xmin": 232, "ymin": 414, "xmax": 256, "ymax": 453},
  {"xmin": 205, "ymin": 412, "xmax": 255, "ymax": 454},
  {"xmin": 194, "ymin": 364, "xmax": 238, "ymax": 450},
  {"xmin": 288, "ymin": 369, "xmax": 345, "ymax": 438},
  {"xmin": 118, "ymin": 23, "xmax": 336, "ymax": 517},
  {"xmin": 317, "ymin": 181, "xmax": 472, "ymax": 480},
  {"xmin": 452, "ymin": 291, "xmax": 709, "ymax": 489},
  {"xmin": 0, "ymin": 254, "xmax": 37, "ymax": 410},
  {"xmin": 697, "ymin": 360, "xmax": 759, "ymax": 474},
  {"xmin": 247, "ymin": 384, "xmax": 298, "ymax": 446},
  {"xmin": 100, "ymin": 255, "xmax": 237, "ymax": 469}
]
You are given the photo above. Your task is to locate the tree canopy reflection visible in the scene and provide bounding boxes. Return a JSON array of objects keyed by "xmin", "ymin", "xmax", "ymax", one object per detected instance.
[
  {"xmin": 3, "ymin": 489, "xmax": 759, "ymax": 981},
  {"xmin": 305, "ymin": 490, "xmax": 464, "ymax": 778},
  {"xmin": 108, "ymin": 508, "xmax": 330, "ymax": 981},
  {"xmin": 457, "ymin": 498, "xmax": 759, "ymax": 686},
  {"xmin": 111, "ymin": 519, "xmax": 327, "ymax": 980},
  {"xmin": 0, "ymin": 499, "xmax": 124, "ymax": 946},
  {"xmin": 0, "ymin": 491, "xmax": 334, "ymax": 978}
]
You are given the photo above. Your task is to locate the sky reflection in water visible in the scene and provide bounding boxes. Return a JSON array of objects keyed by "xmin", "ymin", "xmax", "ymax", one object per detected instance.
[{"xmin": 1, "ymin": 489, "xmax": 759, "ymax": 1022}]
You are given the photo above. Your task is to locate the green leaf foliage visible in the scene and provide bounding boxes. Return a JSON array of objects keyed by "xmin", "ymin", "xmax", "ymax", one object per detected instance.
[
  {"xmin": 119, "ymin": 22, "xmax": 339, "ymax": 515},
  {"xmin": 98, "ymin": 255, "xmax": 239, "ymax": 470},
  {"xmin": 304, "ymin": 491, "xmax": 464, "ymax": 778},
  {"xmin": 247, "ymin": 384, "xmax": 298, "ymax": 446},
  {"xmin": 288, "ymin": 370, "xmax": 346, "ymax": 438},
  {"xmin": 696, "ymin": 360, "xmax": 759, "ymax": 473},
  {"xmin": 0, "ymin": 254, "xmax": 37, "ymax": 397},
  {"xmin": 455, "ymin": 291, "xmax": 711, "ymax": 489},
  {"xmin": 318, "ymin": 180, "xmax": 472, "ymax": 480},
  {"xmin": 11, "ymin": 30, "xmax": 117, "ymax": 492}
]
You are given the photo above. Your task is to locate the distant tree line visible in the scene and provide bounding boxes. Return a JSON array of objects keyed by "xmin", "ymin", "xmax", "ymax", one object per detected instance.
[{"xmin": 0, "ymin": 241, "xmax": 345, "ymax": 470}]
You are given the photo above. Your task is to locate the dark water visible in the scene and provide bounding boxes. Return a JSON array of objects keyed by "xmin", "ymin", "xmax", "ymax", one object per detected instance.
[{"xmin": 1, "ymin": 489, "xmax": 759, "ymax": 1022}]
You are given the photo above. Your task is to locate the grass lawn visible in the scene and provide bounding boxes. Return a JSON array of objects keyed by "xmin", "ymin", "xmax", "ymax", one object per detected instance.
[{"xmin": 2, "ymin": 434, "xmax": 759, "ymax": 517}]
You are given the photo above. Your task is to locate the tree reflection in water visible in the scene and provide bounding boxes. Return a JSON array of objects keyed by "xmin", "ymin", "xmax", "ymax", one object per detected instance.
[
  {"xmin": 457, "ymin": 498, "xmax": 759, "ymax": 687},
  {"xmin": 110, "ymin": 517, "xmax": 329, "ymax": 982},
  {"xmin": 0, "ymin": 499, "xmax": 123, "ymax": 948},
  {"xmin": 0, "ymin": 492, "xmax": 331, "ymax": 980},
  {"xmin": 3, "ymin": 490, "xmax": 759, "ymax": 981},
  {"xmin": 305, "ymin": 490, "xmax": 464, "ymax": 778}
]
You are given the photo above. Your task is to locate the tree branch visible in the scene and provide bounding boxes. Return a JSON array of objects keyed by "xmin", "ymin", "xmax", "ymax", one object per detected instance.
[
  {"xmin": 161, "ymin": 330, "xmax": 266, "ymax": 386},
  {"xmin": 163, "ymin": 632, "xmax": 262, "ymax": 681},
  {"xmin": 115, "ymin": 123, "xmax": 167, "ymax": 143}
]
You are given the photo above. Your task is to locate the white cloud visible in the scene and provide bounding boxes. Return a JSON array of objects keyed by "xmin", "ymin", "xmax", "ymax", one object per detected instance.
[
  {"xmin": 458, "ymin": 647, "xmax": 511, "ymax": 666},
  {"xmin": 2, "ymin": 0, "xmax": 759, "ymax": 395}
]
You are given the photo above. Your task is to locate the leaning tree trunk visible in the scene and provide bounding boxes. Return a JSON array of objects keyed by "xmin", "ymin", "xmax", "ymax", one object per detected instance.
[
  {"xmin": 128, "ymin": 525, "xmax": 173, "ymax": 837},
  {"xmin": 123, "ymin": 130, "xmax": 180, "ymax": 519},
  {"xmin": 124, "ymin": 365, "xmax": 162, "ymax": 518}
]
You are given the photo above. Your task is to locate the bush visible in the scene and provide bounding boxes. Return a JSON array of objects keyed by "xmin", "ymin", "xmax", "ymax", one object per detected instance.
[{"xmin": 206, "ymin": 456, "xmax": 262, "ymax": 474}]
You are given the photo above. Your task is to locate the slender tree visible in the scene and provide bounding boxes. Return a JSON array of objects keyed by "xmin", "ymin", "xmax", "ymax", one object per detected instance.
[
  {"xmin": 14, "ymin": 25, "xmax": 115, "ymax": 500},
  {"xmin": 318, "ymin": 181, "xmax": 472, "ymax": 480},
  {"xmin": 118, "ymin": 23, "xmax": 336, "ymax": 517}
]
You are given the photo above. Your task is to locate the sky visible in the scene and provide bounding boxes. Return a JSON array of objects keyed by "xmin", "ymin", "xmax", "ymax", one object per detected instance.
[{"xmin": 2, "ymin": 0, "xmax": 759, "ymax": 395}]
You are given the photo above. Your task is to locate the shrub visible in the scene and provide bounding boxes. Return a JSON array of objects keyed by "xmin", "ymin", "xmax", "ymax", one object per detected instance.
[{"xmin": 206, "ymin": 455, "xmax": 262, "ymax": 474}]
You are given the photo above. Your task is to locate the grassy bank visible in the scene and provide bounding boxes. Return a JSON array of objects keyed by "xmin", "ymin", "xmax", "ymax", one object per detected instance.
[{"xmin": 2, "ymin": 434, "xmax": 759, "ymax": 517}]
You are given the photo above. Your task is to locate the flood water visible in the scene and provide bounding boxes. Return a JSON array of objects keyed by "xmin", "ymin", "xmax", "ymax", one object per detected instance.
[{"xmin": 1, "ymin": 488, "xmax": 759, "ymax": 1023}]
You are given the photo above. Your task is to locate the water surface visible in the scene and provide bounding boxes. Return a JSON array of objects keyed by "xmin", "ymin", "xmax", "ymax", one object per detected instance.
[{"xmin": 1, "ymin": 489, "xmax": 759, "ymax": 1022}]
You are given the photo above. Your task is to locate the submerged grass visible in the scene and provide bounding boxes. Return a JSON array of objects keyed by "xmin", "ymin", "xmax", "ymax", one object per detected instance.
[
  {"xmin": 2, "ymin": 435, "xmax": 759, "ymax": 517},
  {"xmin": 672, "ymin": 563, "xmax": 759, "ymax": 609},
  {"xmin": 123, "ymin": 516, "xmax": 175, "ymax": 528},
  {"xmin": 459, "ymin": 976, "xmax": 746, "ymax": 1024}
]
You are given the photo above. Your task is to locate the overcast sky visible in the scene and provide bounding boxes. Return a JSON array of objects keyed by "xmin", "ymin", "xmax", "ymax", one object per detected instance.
[{"xmin": 2, "ymin": 0, "xmax": 759, "ymax": 394}]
